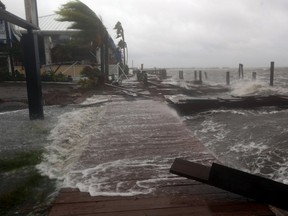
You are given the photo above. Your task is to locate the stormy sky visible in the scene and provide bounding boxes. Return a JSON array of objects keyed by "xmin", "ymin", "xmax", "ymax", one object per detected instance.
[{"xmin": 2, "ymin": 0, "xmax": 288, "ymax": 68}]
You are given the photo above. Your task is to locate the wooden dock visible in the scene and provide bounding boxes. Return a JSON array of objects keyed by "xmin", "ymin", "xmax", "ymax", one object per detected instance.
[
  {"xmin": 49, "ymin": 187, "xmax": 273, "ymax": 216},
  {"xmin": 48, "ymin": 83, "xmax": 275, "ymax": 215}
]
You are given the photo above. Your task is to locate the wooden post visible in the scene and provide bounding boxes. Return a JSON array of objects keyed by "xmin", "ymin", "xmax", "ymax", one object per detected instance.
[
  {"xmin": 226, "ymin": 71, "xmax": 230, "ymax": 85},
  {"xmin": 252, "ymin": 72, "xmax": 257, "ymax": 81},
  {"xmin": 23, "ymin": 0, "xmax": 44, "ymax": 120},
  {"xmin": 238, "ymin": 64, "xmax": 244, "ymax": 79},
  {"xmin": 199, "ymin": 70, "xmax": 202, "ymax": 82},
  {"xmin": 160, "ymin": 69, "xmax": 167, "ymax": 80},
  {"xmin": 22, "ymin": 29, "xmax": 44, "ymax": 119},
  {"xmin": 24, "ymin": 0, "xmax": 39, "ymax": 26},
  {"xmin": 194, "ymin": 70, "xmax": 197, "ymax": 80},
  {"xmin": 179, "ymin": 70, "xmax": 184, "ymax": 79},
  {"xmin": 270, "ymin": 61, "xmax": 274, "ymax": 86},
  {"xmin": 141, "ymin": 64, "xmax": 144, "ymax": 71},
  {"xmin": 204, "ymin": 71, "xmax": 208, "ymax": 79}
]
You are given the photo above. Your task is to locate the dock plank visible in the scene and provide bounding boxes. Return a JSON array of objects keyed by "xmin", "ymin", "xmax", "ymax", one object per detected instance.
[{"xmin": 48, "ymin": 97, "xmax": 274, "ymax": 216}]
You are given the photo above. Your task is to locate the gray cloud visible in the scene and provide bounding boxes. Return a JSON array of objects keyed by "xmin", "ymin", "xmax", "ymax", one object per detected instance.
[{"xmin": 2, "ymin": 0, "xmax": 288, "ymax": 67}]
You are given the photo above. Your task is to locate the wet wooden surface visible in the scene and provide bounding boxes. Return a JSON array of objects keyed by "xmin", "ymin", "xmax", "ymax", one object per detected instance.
[
  {"xmin": 49, "ymin": 187, "xmax": 274, "ymax": 216},
  {"xmin": 48, "ymin": 80, "xmax": 275, "ymax": 216}
]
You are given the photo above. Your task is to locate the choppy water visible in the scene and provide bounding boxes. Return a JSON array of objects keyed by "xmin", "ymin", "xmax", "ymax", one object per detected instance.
[
  {"xmin": 166, "ymin": 67, "xmax": 288, "ymax": 184},
  {"xmin": 1, "ymin": 67, "xmax": 288, "ymax": 214}
]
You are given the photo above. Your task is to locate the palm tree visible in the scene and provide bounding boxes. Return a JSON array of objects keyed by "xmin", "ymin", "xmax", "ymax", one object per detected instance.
[
  {"xmin": 114, "ymin": 21, "xmax": 127, "ymax": 65},
  {"xmin": 56, "ymin": 0, "xmax": 108, "ymax": 48},
  {"xmin": 56, "ymin": 0, "xmax": 109, "ymax": 83}
]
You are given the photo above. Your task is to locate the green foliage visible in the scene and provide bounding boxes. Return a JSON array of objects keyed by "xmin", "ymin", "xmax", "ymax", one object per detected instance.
[
  {"xmin": 56, "ymin": 0, "xmax": 108, "ymax": 47},
  {"xmin": 0, "ymin": 68, "xmax": 26, "ymax": 82},
  {"xmin": 78, "ymin": 78, "xmax": 98, "ymax": 89},
  {"xmin": 80, "ymin": 66, "xmax": 101, "ymax": 79},
  {"xmin": 0, "ymin": 67, "xmax": 9, "ymax": 82},
  {"xmin": 117, "ymin": 39, "xmax": 127, "ymax": 49},
  {"xmin": 41, "ymin": 71, "xmax": 73, "ymax": 82},
  {"xmin": 51, "ymin": 43, "xmax": 95, "ymax": 63},
  {"xmin": 0, "ymin": 169, "xmax": 55, "ymax": 216},
  {"xmin": 0, "ymin": 151, "xmax": 43, "ymax": 172},
  {"xmin": 114, "ymin": 21, "xmax": 124, "ymax": 39},
  {"xmin": 78, "ymin": 65, "xmax": 101, "ymax": 89},
  {"xmin": 0, "ymin": 150, "xmax": 57, "ymax": 215},
  {"xmin": 0, "ymin": 171, "xmax": 43, "ymax": 214}
]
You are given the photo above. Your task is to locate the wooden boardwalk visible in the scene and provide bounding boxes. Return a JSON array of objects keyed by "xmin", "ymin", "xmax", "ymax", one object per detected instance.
[
  {"xmin": 50, "ymin": 187, "xmax": 273, "ymax": 216},
  {"xmin": 48, "ymin": 87, "xmax": 275, "ymax": 215}
]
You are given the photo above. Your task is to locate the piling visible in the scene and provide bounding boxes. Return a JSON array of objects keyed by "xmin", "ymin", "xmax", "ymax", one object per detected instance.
[
  {"xmin": 194, "ymin": 70, "xmax": 197, "ymax": 80},
  {"xmin": 179, "ymin": 70, "xmax": 184, "ymax": 79},
  {"xmin": 252, "ymin": 72, "xmax": 257, "ymax": 81},
  {"xmin": 160, "ymin": 69, "xmax": 167, "ymax": 80},
  {"xmin": 270, "ymin": 61, "xmax": 274, "ymax": 86},
  {"xmin": 226, "ymin": 71, "xmax": 230, "ymax": 85},
  {"xmin": 199, "ymin": 70, "xmax": 202, "ymax": 82},
  {"xmin": 238, "ymin": 64, "xmax": 244, "ymax": 79},
  {"xmin": 204, "ymin": 71, "xmax": 208, "ymax": 79}
]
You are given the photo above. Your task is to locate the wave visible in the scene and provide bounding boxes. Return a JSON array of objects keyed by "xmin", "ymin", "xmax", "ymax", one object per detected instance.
[
  {"xmin": 185, "ymin": 108, "xmax": 288, "ymax": 184},
  {"xmin": 37, "ymin": 106, "xmax": 105, "ymax": 181},
  {"xmin": 230, "ymin": 80, "xmax": 288, "ymax": 96}
]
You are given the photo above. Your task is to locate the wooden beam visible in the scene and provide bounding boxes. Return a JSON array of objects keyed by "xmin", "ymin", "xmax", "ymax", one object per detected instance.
[
  {"xmin": 22, "ymin": 30, "xmax": 44, "ymax": 120},
  {"xmin": 170, "ymin": 158, "xmax": 288, "ymax": 211},
  {"xmin": 0, "ymin": 8, "xmax": 38, "ymax": 30}
]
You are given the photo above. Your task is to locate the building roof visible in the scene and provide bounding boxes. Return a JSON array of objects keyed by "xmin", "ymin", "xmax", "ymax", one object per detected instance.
[{"xmin": 39, "ymin": 14, "xmax": 72, "ymax": 31}]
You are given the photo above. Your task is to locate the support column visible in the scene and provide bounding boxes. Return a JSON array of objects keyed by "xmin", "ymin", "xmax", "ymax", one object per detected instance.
[
  {"xmin": 22, "ymin": 29, "xmax": 44, "ymax": 120},
  {"xmin": 44, "ymin": 36, "xmax": 52, "ymax": 65}
]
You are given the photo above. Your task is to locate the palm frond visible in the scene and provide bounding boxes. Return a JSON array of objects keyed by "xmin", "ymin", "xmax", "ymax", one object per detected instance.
[{"xmin": 56, "ymin": 0, "xmax": 108, "ymax": 46}]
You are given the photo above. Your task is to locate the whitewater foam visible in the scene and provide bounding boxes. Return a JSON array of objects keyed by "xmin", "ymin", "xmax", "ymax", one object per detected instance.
[
  {"xmin": 37, "ymin": 106, "xmax": 105, "ymax": 180},
  {"xmin": 231, "ymin": 80, "xmax": 288, "ymax": 96},
  {"xmin": 62, "ymin": 157, "xmax": 176, "ymax": 196}
]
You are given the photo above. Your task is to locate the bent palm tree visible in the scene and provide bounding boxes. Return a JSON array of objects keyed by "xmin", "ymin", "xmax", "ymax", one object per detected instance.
[
  {"xmin": 56, "ymin": 0, "xmax": 109, "ymax": 83},
  {"xmin": 114, "ymin": 21, "xmax": 127, "ymax": 65},
  {"xmin": 56, "ymin": 0, "xmax": 108, "ymax": 48}
]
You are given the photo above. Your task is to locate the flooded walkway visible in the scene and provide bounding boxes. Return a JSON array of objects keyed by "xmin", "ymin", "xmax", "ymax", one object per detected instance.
[{"xmin": 48, "ymin": 97, "xmax": 273, "ymax": 215}]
